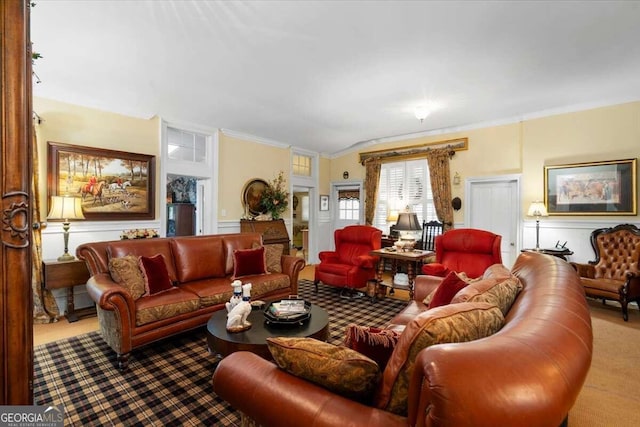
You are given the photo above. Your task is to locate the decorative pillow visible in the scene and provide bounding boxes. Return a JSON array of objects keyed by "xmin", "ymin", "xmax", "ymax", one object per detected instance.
[
  {"xmin": 232, "ymin": 247, "xmax": 267, "ymax": 279},
  {"xmin": 428, "ymin": 271, "xmax": 469, "ymax": 309},
  {"xmin": 138, "ymin": 254, "xmax": 174, "ymax": 295},
  {"xmin": 108, "ymin": 255, "xmax": 146, "ymax": 299},
  {"xmin": 420, "ymin": 263, "xmax": 450, "ymax": 277},
  {"xmin": 344, "ymin": 324, "xmax": 401, "ymax": 370},
  {"xmin": 374, "ymin": 302, "xmax": 504, "ymax": 416},
  {"xmin": 267, "ymin": 337, "xmax": 381, "ymax": 402},
  {"xmin": 451, "ymin": 276, "xmax": 523, "ymax": 316},
  {"xmin": 253, "ymin": 242, "xmax": 283, "ymax": 273},
  {"xmin": 482, "ymin": 263, "xmax": 512, "ymax": 280}
]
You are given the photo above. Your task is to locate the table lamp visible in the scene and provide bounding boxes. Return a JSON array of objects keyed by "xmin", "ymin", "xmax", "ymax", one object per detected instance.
[
  {"xmin": 527, "ymin": 201, "xmax": 548, "ymax": 251},
  {"xmin": 48, "ymin": 196, "xmax": 85, "ymax": 261},
  {"xmin": 394, "ymin": 212, "xmax": 422, "ymax": 250}
]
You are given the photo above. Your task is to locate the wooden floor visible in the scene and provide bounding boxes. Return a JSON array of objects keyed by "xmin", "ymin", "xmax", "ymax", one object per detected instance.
[{"xmin": 33, "ymin": 263, "xmax": 406, "ymax": 346}]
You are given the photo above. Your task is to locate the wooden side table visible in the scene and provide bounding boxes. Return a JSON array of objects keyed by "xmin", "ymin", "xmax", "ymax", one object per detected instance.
[
  {"xmin": 370, "ymin": 248, "xmax": 435, "ymax": 299},
  {"xmin": 42, "ymin": 259, "xmax": 92, "ymax": 323}
]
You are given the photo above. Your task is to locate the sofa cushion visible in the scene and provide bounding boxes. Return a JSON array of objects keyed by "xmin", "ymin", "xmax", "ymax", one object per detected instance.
[
  {"xmin": 482, "ymin": 263, "xmax": 512, "ymax": 280},
  {"xmin": 374, "ymin": 302, "xmax": 504, "ymax": 415},
  {"xmin": 267, "ymin": 337, "xmax": 381, "ymax": 402},
  {"xmin": 428, "ymin": 271, "xmax": 469, "ymax": 309},
  {"xmin": 344, "ymin": 324, "xmax": 401, "ymax": 370},
  {"xmin": 171, "ymin": 237, "xmax": 226, "ymax": 282},
  {"xmin": 232, "ymin": 247, "xmax": 267, "ymax": 279},
  {"xmin": 451, "ymin": 275, "xmax": 523, "ymax": 316},
  {"xmin": 107, "ymin": 239, "xmax": 177, "ymax": 282},
  {"xmin": 252, "ymin": 242, "xmax": 283, "ymax": 273},
  {"xmin": 135, "ymin": 287, "xmax": 200, "ymax": 326},
  {"xmin": 108, "ymin": 255, "xmax": 146, "ymax": 300},
  {"xmin": 139, "ymin": 254, "xmax": 175, "ymax": 295}
]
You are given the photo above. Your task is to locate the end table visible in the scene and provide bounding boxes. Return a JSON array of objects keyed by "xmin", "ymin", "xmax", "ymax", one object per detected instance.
[{"xmin": 42, "ymin": 259, "xmax": 92, "ymax": 322}]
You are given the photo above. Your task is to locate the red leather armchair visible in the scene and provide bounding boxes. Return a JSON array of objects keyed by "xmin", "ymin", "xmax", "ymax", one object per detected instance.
[
  {"xmin": 421, "ymin": 228, "xmax": 502, "ymax": 279},
  {"xmin": 314, "ymin": 225, "xmax": 382, "ymax": 294}
]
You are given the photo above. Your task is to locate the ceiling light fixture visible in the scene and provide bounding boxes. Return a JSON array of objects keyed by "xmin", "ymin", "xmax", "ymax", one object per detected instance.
[{"xmin": 414, "ymin": 105, "xmax": 430, "ymax": 123}]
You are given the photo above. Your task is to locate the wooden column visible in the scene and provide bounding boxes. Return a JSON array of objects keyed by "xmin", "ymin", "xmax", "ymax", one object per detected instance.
[{"xmin": 0, "ymin": 0, "xmax": 33, "ymax": 405}]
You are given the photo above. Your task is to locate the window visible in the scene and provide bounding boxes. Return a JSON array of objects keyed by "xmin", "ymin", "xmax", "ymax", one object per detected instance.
[
  {"xmin": 374, "ymin": 159, "xmax": 436, "ymax": 234},
  {"xmin": 338, "ymin": 189, "xmax": 360, "ymax": 220},
  {"xmin": 292, "ymin": 154, "xmax": 312, "ymax": 176},
  {"xmin": 167, "ymin": 127, "xmax": 207, "ymax": 163}
]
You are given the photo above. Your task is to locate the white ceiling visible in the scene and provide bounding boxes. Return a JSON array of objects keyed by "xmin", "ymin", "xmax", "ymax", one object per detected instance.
[{"xmin": 31, "ymin": 1, "xmax": 640, "ymax": 156}]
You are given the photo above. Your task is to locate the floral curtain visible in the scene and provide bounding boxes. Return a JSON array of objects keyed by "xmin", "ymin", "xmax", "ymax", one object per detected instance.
[
  {"xmin": 32, "ymin": 124, "xmax": 59, "ymax": 323},
  {"xmin": 426, "ymin": 148, "xmax": 454, "ymax": 232},
  {"xmin": 363, "ymin": 159, "xmax": 381, "ymax": 225}
]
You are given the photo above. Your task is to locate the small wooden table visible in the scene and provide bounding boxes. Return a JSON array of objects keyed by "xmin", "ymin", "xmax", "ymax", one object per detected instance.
[
  {"xmin": 206, "ymin": 303, "xmax": 330, "ymax": 361},
  {"xmin": 370, "ymin": 248, "xmax": 435, "ymax": 299},
  {"xmin": 42, "ymin": 259, "xmax": 92, "ymax": 322},
  {"xmin": 521, "ymin": 248, "xmax": 573, "ymax": 261}
]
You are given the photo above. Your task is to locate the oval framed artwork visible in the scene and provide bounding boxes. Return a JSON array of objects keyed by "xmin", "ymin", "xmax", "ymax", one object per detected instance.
[{"xmin": 242, "ymin": 178, "xmax": 269, "ymax": 215}]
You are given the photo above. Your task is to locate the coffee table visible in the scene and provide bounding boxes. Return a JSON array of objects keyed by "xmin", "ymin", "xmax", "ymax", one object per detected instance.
[{"xmin": 206, "ymin": 303, "xmax": 330, "ymax": 361}]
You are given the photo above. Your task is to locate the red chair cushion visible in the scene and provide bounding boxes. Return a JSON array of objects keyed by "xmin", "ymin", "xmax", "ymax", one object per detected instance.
[{"xmin": 421, "ymin": 263, "xmax": 450, "ymax": 277}]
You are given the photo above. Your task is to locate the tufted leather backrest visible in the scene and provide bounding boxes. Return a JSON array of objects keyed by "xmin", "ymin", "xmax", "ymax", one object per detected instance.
[
  {"xmin": 592, "ymin": 225, "xmax": 640, "ymax": 280},
  {"xmin": 335, "ymin": 225, "xmax": 382, "ymax": 265}
]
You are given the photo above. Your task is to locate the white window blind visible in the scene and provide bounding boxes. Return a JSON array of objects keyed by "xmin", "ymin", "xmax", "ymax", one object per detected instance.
[{"xmin": 374, "ymin": 159, "xmax": 436, "ymax": 234}]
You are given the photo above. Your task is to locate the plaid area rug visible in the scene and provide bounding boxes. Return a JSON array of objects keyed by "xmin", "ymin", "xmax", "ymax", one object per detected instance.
[{"xmin": 34, "ymin": 279, "xmax": 407, "ymax": 426}]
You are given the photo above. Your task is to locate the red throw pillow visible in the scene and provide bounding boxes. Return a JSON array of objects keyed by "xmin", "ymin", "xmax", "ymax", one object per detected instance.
[
  {"xmin": 344, "ymin": 324, "xmax": 401, "ymax": 369},
  {"xmin": 138, "ymin": 254, "xmax": 174, "ymax": 295},
  {"xmin": 421, "ymin": 263, "xmax": 450, "ymax": 277},
  {"xmin": 232, "ymin": 247, "xmax": 267, "ymax": 279},
  {"xmin": 428, "ymin": 271, "xmax": 469, "ymax": 309}
]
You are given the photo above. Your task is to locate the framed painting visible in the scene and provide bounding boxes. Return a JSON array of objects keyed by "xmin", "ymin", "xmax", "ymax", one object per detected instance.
[
  {"xmin": 544, "ymin": 158, "xmax": 637, "ymax": 215},
  {"xmin": 320, "ymin": 194, "xmax": 329, "ymax": 211},
  {"xmin": 47, "ymin": 142, "xmax": 156, "ymax": 220},
  {"xmin": 242, "ymin": 178, "xmax": 269, "ymax": 216}
]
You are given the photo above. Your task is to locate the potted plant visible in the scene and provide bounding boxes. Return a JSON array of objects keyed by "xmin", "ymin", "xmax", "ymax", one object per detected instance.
[{"xmin": 261, "ymin": 171, "xmax": 289, "ymax": 220}]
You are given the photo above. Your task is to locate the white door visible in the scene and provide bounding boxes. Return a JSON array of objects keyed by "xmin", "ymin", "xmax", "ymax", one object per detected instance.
[
  {"xmin": 331, "ymin": 183, "xmax": 363, "ymax": 231},
  {"xmin": 465, "ymin": 175, "xmax": 520, "ymax": 268}
]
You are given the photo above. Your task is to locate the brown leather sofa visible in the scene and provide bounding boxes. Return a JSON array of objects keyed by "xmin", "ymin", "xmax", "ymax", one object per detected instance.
[
  {"xmin": 77, "ymin": 233, "xmax": 305, "ymax": 370},
  {"xmin": 212, "ymin": 252, "xmax": 592, "ymax": 427},
  {"xmin": 570, "ymin": 223, "xmax": 640, "ymax": 321}
]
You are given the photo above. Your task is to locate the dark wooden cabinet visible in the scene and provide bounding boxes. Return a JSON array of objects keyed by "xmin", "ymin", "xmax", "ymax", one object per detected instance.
[
  {"xmin": 42, "ymin": 259, "xmax": 92, "ymax": 323},
  {"xmin": 240, "ymin": 219, "xmax": 290, "ymax": 255},
  {"xmin": 167, "ymin": 203, "xmax": 196, "ymax": 236}
]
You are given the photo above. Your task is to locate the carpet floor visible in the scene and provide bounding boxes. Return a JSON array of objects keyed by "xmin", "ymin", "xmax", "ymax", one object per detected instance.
[{"xmin": 33, "ymin": 280, "xmax": 407, "ymax": 426}]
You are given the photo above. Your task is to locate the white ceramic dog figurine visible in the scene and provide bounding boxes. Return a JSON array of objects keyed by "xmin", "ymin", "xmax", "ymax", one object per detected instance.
[
  {"xmin": 226, "ymin": 300, "xmax": 252, "ymax": 332},
  {"xmin": 225, "ymin": 280, "xmax": 243, "ymax": 312}
]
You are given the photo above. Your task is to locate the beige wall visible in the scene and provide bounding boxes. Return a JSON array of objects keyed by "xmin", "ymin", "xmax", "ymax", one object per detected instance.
[
  {"xmin": 33, "ymin": 97, "xmax": 160, "ymax": 219},
  {"xmin": 331, "ymin": 101, "xmax": 640, "ymax": 223},
  {"xmin": 218, "ymin": 133, "xmax": 291, "ymax": 219},
  {"xmin": 34, "ymin": 97, "xmax": 640, "ymax": 226}
]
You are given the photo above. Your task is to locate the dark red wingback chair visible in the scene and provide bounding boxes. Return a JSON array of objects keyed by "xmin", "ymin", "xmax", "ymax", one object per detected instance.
[
  {"xmin": 421, "ymin": 228, "xmax": 502, "ymax": 279},
  {"xmin": 314, "ymin": 225, "xmax": 382, "ymax": 295}
]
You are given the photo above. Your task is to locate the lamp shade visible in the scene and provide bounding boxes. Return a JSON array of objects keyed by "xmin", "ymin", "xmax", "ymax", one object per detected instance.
[
  {"xmin": 527, "ymin": 201, "xmax": 548, "ymax": 217},
  {"xmin": 395, "ymin": 212, "xmax": 422, "ymax": 231},
  {"xmin": 48, "ymin": 196, "xmax": 85, "ymax": 221}
]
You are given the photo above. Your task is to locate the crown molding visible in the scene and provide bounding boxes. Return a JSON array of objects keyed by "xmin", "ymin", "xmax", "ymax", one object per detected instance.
[{"xmin": 221, "ymin": 128, "xmax": 290, "ymax": 149}]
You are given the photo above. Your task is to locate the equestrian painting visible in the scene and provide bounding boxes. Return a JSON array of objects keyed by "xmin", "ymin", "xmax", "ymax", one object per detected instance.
[{"xmin": 48, "ymin": 142, "xmax": 156, "ymax": 220}]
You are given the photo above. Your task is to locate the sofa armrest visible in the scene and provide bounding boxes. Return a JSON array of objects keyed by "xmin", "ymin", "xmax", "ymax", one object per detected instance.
[
  {"xmin": 212, "ymin": 352, "xmax": 405, "ymax": 427},
  {"xmin": 86, "ymin": 273, "xmax": 136, "ymax": 322},
  {"xmin": 570, "ymin": 262, "xmax": 595, "ymax": 279},
  {"xmin": 281, "ymin": 255, "xmax": 306, "ymax": 294},
  {"xmin": 413, "ymin": 275, "xmax": 443, "ymax": 302}
]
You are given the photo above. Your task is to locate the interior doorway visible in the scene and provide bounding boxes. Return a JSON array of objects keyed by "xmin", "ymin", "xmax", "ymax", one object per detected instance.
[
  {"xmin": 465, "ymin": 175, "xmax": 521, "ymax": 267},
  {"xmin": 292, "ymin": 187, "xmax": 310, "ymax": 262}
]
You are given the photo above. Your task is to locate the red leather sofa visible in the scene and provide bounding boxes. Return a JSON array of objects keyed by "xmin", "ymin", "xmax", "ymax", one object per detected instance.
[
  {"xmin": 77, "ymin": 233, "xmax": 305, "ymax": 370},
  {"xmin": 212, "ymin": 252, "xmax": 592, "ymax": 427}
]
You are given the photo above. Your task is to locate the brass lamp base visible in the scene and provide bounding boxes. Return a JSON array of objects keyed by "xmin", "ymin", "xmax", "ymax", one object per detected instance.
[{"xmin": 57, "ymin": 252, "xmax": 75, "ymax": 262}]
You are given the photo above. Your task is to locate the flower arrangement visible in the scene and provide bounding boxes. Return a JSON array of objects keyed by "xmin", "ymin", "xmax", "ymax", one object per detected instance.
[
  {"xmin": 260, "ymin": 171, "xmax": 290, "ymax": 220},
  {"xmin": 120, "ymin": 229, "xmax": 160, "ymax": 240}
]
